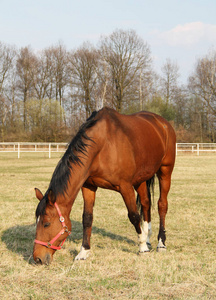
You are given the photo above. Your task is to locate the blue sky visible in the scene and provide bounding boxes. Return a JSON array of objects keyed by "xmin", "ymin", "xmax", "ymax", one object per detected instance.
[{"xmin": 1, "ymin": 0, "xmax": 216, "ymax": 83}]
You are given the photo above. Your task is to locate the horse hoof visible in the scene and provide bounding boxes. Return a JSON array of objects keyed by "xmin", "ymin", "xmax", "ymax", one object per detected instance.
[
  {"xmin": 156, "ymin": 246, "xmax": 167, "ymax": 252},
  {"xmin": 147, "ymin": 242, "xmax": 152, "ymax": 250},
  {"xmin": 139, "ymin": 250, "xmax": 151, "ymax": 255},
  {"xmin": 75, "ymin": 246, "xmax": 91, "ymax": 260},
  {"xmin": 75, "ymin": 251, "xmax": 91, "ymax": 260}
]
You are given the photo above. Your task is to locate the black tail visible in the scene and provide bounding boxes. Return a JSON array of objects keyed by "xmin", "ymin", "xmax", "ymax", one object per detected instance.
[{"xmin": 136, "ymin": 176, "xmax": 155, "ymax": 219}]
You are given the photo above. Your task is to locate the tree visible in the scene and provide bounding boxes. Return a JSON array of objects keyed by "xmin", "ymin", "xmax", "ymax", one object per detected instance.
[
  {"xmin": 189, "ymin": 49, "xmax": 216, "ymax": 141},
  {"xmin": 16, "ymin": 46, "xmax": 36, "ymax": 130},
  {"xmin": 48, "ymin": 43, "xmax": 68, "ymax": 106},
  {"xmin": 0, "ymin": 42, "xmax": 16, "ymax": 94},
  {"xmin": 173, "ymin": 86, "xmax": 188, "ymax": 128},
  {"xmin": 30, "ymin": 43, "xmax": 69, "ymax": 128},
  {"xmin": 25, "ymin": 98, "xmax": 66, "ymax": 141},
  {"xmin": 99, "ymin": 29, "xmax": 152, "ymax": 112},
  {"xmin": 189, "ymin": 50, "xmax": 216, "ymax": 115},
  {"xmin": 68, "ymin": 43, "xmax": 99, "ymax": 118},
  {"xmin": 144, "ymin": 95, "xmax": 175, "ymax": 121},
  {"xmin": 31, "ymin": 50, "xmax": 53, "ymax": 100},
  {"xmin": 0, "ymin": 42, "xmax": 17, "ymax": 140},
  {"xmin": 160, "ymin": 58, "xmax": 180, "ymax": 104}
]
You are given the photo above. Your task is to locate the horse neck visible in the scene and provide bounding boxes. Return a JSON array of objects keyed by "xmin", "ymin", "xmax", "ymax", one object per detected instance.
[
  {"xmin": 57, "ymin": 122, "xmax": 103, "ymax": 211},
  {"xmin": 59, "ymin": 148, "xmax": 97, "ymax": 211}
]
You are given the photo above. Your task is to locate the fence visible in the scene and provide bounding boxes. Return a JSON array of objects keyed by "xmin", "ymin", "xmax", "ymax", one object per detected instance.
[
  {"xmin": 0, "ymin": 142, "xmax": 216, "ymax": 158},
  {"xmin": 176, "ymin": 143, "xmax": 216, "ymax": 155},
  {"xmin": 0, "ymin": 142, "xmax": 68, "ymax": 158}
]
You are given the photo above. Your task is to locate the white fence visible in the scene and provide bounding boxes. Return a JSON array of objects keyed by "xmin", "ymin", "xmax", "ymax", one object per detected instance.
[
  {"xmin": 0, "ymin": 142, "xmax": 216, "ymax": 158},
  {"xmin": 176, "ymin": 143, "xmax": 216, "ymax": 155},
  {"xmin": 0, "ymin": 142, "xmax": 67, "ymax": 158}
]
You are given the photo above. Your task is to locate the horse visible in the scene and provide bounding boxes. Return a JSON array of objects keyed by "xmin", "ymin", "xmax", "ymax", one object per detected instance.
[{"xmin": 33, "ymin": 107, "xmax": 176, "ymax": 265}]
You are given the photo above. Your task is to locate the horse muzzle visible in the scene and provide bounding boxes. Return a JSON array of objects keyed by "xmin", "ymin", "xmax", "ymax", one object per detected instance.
[
  {"xmin": 34, "ymin": 252, "xmax": 53, "ymax": 265},
  {"xmin": 33, "ymin": 242, "xmax": 54, "ymax": 265}
]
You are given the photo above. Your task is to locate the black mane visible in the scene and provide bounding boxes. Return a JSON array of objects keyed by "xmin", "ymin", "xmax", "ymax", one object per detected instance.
[
  {"xmin": 50, "ymin": 110, "xmax": 98, "ymax": 196},
  {"xmin": 35, "ymin": 111, "xmax": 98, "ymax": 219}
]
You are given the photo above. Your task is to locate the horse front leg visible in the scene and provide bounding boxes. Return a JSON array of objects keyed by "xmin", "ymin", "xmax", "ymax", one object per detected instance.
[{"xmin": 75, "ymin": 185, "xmax": 97, "ymax": 260}]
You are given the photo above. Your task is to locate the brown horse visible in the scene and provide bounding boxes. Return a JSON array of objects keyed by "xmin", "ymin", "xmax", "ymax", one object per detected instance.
[{"xmin": 33, "ymin": 107, "xmax": 176, "ymax": 265}]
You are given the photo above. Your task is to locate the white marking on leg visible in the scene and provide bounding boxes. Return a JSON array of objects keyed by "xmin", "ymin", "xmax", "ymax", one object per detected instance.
[
  {"xmin": 138, "ymin": 221, "xmax": 150, "ymax": 252},
  {"xmin": 75, "ymin": 246, "xmax": 91, "ymax": 260},
  {"xmin": 157, "ymin": 238, "xmax": 166, "ymax": 252}
]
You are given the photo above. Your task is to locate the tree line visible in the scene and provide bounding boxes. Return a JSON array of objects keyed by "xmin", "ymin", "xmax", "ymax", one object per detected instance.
[{"xmin": 0, "ymin": 29, "xmax": 215, "ymax": 142}]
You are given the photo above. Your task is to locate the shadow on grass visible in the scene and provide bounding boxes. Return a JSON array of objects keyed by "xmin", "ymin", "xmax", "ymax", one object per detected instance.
[
  {"xmin": 1, "ymin": 220, "xmax": 135, "ymax": 262},
  {"xmin": 1, "ymin": 223, "xmax": 36, "ymax": 263}
]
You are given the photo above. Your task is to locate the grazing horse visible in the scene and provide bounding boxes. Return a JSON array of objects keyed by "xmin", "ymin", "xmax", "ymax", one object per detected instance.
[{"xmin": 33, "ymin": 107, "xmax": 176, "ymax": 265}]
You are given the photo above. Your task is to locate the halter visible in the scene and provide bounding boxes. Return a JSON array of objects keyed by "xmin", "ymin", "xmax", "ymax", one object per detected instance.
[{"xmin": 34, "ymin": 202, "xmax": 71, "ymax": 250}]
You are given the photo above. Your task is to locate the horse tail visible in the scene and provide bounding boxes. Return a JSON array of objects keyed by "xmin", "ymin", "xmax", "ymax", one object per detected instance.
[{"xmin": 136, "ymin": 176, "xmax": 155, "ymax": 219}]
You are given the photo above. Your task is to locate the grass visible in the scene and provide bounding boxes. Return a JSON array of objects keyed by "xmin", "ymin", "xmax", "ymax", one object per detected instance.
[{"xmin": 0, "ymin": 153, "xmax": 215, "ymax": 299}]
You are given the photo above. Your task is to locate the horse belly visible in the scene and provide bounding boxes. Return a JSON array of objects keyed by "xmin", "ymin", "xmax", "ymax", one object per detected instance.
[{"xmin": 85, "ymin": 176, "xmax": 120, "ymax": 191}]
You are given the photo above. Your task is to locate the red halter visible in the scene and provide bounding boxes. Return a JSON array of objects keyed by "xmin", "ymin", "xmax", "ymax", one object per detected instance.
[{"xmin": 34, "ymin": 202, "xmax": 71, "ymax": 250}]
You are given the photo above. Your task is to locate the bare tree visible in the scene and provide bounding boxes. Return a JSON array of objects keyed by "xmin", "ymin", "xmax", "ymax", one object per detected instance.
[
  {"xmin": 160, "ymin": 58, "xmax": 180, "ymax": 104},
  {"xmin": 31, "ymin": 50, "xmax": 53, "ymax": 100},
  {"xmin": 0, "ymin": 42, "xmax": 17, "ymax": 139},
  {"xmin": 0, "ymin": 95, "xmax": 9, "ymax": 141},
  {"xmin": 99, "ymin": 29, "xmax": 152, "ymax": 112},
  {"xmin": 188, "ymin": 50, "xmax": 216, "ymax": 141},
  {"xmin": 95, "ymin": 57, "xmax": 110, "ymax": 109},
  {"xmin": 0, "ymin": 42, "xmax": 16, "ymax": 94},
  {"xmin": 16, "ymin": 46, "xmax": 36, "ymax": 130},
  {"xmin": 49, "ymin": 43, "xmax": 68, "ymax": 106},
  {"xmin": 68, "ymin": 43, "xmax": 99, "ymax": 118},
  {"xmin": 189, "ymin": 50, "xmax": 216, "ymax": 115}
]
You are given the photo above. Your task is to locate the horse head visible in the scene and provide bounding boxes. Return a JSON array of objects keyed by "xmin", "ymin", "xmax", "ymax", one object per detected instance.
[{"xmin": 33, "ymin": 188, "xmax": 71, "ymax": 265}]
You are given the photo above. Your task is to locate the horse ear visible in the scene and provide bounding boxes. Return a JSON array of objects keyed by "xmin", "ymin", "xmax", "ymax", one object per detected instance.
[
  {"xmin": 35, "ymin": 188, "xmax": 44, "ymax": 201},
  {"xmin": 47, "ymin": 189, "xmax": 56, "ymax": 204}
]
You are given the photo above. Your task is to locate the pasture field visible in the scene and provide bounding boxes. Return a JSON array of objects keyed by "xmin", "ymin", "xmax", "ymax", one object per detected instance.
[{"xmin": 0, "ymin": 153, "xmax": 215, "ymax": 299}]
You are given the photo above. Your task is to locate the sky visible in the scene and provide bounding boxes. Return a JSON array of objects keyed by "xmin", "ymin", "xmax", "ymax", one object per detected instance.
[{"xmin": 0, "ymin": 0, "xmax": 216, "ymax": 84}]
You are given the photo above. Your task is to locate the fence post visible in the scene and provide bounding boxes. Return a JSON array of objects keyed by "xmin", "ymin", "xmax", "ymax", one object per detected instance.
[
  {"xmin": 197, "ymin": 143, "xmax": 199, "ymax": 156},
  {"xmin": 18, "ymin": 143, "xmax": 20, "ymax": 159},
  {"xmin": 176, "ymin": 143, "xmax": 178, "ymax": 156},
  {"xmin": 49, "ymin": 143, "xmax": 51, "ymax": 158}
]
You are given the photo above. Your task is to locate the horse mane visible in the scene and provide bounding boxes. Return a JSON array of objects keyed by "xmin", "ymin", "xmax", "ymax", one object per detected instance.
[
  {"xmin": 50, "ymin": 110, "xmax": 98, "ymax": 195},
  {"xmin": 35, "ymin": 110, "xmax": 98, "ymax": 219}
]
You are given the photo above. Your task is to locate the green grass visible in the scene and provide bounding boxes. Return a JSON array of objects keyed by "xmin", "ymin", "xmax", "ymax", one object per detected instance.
[{"xmin": 0, "ymin": 153, "xmax": 215, "ymax": 299}]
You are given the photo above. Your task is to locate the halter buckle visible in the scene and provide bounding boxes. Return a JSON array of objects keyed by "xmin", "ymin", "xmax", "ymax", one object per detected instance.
[
  {"xmin": 63, "ymin": 226, "xmax": 70, "ymax": 234},
  {"xmin": 47, "ymin": 242, "xmax": 52, "ymax": 248},
  {"xmin": 59, "ymin": 216, "xmax": 65, "ymax": 223}
]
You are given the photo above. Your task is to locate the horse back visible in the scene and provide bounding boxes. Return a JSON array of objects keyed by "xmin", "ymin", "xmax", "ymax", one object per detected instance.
[{"xmin": 86, "ymin": 108, "xmax": 176, "ymax": 188}]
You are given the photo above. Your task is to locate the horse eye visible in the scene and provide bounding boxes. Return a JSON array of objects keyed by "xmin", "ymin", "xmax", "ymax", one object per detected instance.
[{"xmin": 44, "ymin": 222, "xmax": 50, "ymax": 228}]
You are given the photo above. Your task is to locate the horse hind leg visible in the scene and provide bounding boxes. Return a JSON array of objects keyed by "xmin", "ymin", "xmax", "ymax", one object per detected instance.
[
  {"xmin": 156, "ymin": 165, "xmax": 172, "ymax": 252},
  {"xmin": 136, "ymin": 181, "xmax": 152, "ymax": 253},
  {"xmin": 120, "ymin": 183, "xmax": 147, "ymax": 254}
]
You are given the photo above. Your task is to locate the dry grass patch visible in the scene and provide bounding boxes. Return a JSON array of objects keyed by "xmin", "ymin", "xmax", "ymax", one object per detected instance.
[{"xmin": 0, "ymin": 153, "xmax": 215, "ymax": 299}]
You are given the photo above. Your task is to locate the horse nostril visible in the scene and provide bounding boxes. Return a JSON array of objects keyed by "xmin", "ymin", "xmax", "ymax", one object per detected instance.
[
  {"xmin": 35, "ymin": 257, "xmax": 42, "ymax": 265},
  {"xmin": 44, "ymin": 254, "xmax": 51, "ymax": 265}
]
